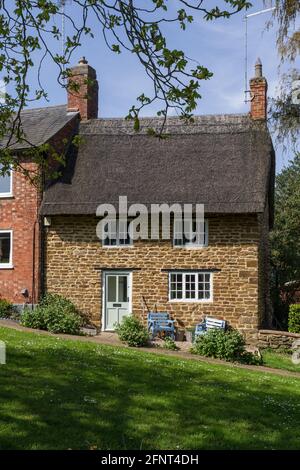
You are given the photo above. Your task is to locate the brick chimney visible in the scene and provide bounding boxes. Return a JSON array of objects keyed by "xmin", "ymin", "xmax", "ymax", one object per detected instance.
[
  {"xmin": 250, "ymin": 58, "xmax": 268, "ymax": 120},
  {"xmin": 67, "ymin": 57, "xmax": 98, "ymax": 120}
]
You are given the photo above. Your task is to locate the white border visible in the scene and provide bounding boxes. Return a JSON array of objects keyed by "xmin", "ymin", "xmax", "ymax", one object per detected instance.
[
  {"xmin": 102, "ymin": 271, "xmax": 133, "ymax": 331},
  {"xmin": 0, "ymin": 167, "xmax": 13, "ymax": 198},
  {"xmin": 0, "ymin": 230, "xmax": 13, "ymax": 269}
]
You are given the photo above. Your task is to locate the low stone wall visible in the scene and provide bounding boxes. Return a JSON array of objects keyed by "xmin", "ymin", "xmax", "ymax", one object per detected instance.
[{"xmin": 258, "ymin": 329, "xmax": 300, "ymax": 350}]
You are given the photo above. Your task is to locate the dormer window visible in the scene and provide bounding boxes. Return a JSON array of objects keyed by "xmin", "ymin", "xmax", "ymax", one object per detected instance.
[
  {"xmin": 103, "ymin": 220, "xmax": 132, "ymax": 247},
  {"xmin": 173, "ymin": 219, "xmax": 208, "ymax": 248},
  {"xmin": 0, "ymin": 165, "xmax": 13, "ymax": 197}
]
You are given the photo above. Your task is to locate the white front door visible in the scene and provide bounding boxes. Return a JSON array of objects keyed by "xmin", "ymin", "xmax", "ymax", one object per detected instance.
[{"xmin": 103, "ymin": 272, "xmax": 131, "ymax": 331}]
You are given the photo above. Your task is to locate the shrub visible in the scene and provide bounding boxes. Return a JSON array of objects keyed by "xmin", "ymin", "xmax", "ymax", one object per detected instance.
[
  {"xmin": 115, "ymin": 316, "xmax": 149, "ymax": 347},
  {"xmin": 163, "ymin": 336, "xmax": 178, "ymax": 351},
  {"xmin": 191, "ymin": 328, "xmax": 260, "ymax": 364},
  {"xmin": 0, "ymin": 298, "xmax": 15, "ymax": 318},
  {"xmin": 21, "ymin": 307, "xmax": 47, "ymax": 330},
  {"xmin": 21, "ymin": 294, "xmax": 84, "ymax": 335},
  {"xmin": 288, "ymin": 304, "xmax": 300, "ymax": 334}
]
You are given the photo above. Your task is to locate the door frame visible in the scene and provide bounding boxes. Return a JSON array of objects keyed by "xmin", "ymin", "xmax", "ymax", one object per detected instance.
[{"xmin": 102, "ymin": 270, "xmax": 132, "ymax": 331}]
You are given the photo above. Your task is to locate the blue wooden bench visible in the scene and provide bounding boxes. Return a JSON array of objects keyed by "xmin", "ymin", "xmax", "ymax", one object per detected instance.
[
  {"xmin": 147, "ymin": 312, "xmax": 176, "ymax": 340},
  {"xmin": 195, "ymin": 316, "xmax": 226, "ymax": 340}
]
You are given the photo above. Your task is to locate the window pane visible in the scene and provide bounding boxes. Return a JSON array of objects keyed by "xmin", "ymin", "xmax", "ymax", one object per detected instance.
[
  {"xmin": 170, "ymin": 290, "xmax": 177, "ymax": 300},
  {"xmin": 0, "ymin": 165, "xmax": 11, "ymax": 194},
  {"xmin": 0, "ymin": 233, "xmax": 11, "ymax": 264},
  {"xmin": 174, "ymin": 219, "xmax": 184, "ymax": 245},
  {"xmin": 183, "ymin": 219, "xmax": 192, "ymax": 243},
  {"xmin": 118, "ymin": 276, "xmax": 128, "ymax": 302},
  {"xmin": 118, "ymin": 220, "xmax": 127, "ymax": 240},
  {"xmin": 198, "ymin": 273, "xmax": 211, "ymax": 300},
  {"xmin": 170, "ymin": 273, "xmax": 183, "ymax": 299},
  {"xmin": 185, "ymin": 274, "xmax": 196, "ymax": 299},
  {"xmin": 107, "ymin": 276, "xmax": 117, "ymax": 302}
]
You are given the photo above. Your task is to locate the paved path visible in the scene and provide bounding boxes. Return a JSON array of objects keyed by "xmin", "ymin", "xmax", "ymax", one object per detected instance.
[{"xmin": 1, "ymin": 319, "xmax": 300, "ymax": 379}]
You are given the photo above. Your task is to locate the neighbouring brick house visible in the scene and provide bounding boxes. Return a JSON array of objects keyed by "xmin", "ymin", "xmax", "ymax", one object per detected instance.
[
  {"xmin": 0, "ymin": 106, "xmax": 79, "ymax": 307},
  {"xmin": 1, "ymin": 57, "xmax": 275, "ymax": 341}
]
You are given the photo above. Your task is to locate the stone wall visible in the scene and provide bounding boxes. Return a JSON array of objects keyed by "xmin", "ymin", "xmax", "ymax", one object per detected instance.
[
  {"xmin": 44, "ymin": 214, "xmax": 267, "ymax": 338},
  {"xmin": 258, "ymin": 329, "xmax": 300, "ymax": 350}
]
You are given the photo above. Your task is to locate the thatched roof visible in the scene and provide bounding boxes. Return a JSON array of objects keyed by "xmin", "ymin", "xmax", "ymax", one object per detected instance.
[{"xmin": 40, "ymin": 114, "xmax": 275, "ymax": 218}]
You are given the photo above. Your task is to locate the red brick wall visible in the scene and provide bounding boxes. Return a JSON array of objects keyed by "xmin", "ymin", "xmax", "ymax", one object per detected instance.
[
  {"xmin": 0, "ymin": 116, "xmax": 79, "ymax": 306},
  {"xmin": 0, "ymin": 162, "xmax": 41, "ymax": 305},
  {"xmin": 67, "ymin": 62, "xmax": 98, "ymax": 120},
  {"xmin": 250, "ymin": 77, "xmax": 267, "ymax": 120}
]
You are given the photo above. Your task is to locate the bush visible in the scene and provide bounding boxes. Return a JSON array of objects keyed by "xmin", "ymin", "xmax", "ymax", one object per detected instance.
[
  {"xmin": 163, "ymin": 336, "xmax": 178, "ymax": 350},
  {"xmin": 21, "ymin": 294, "xmax": 84, "ymax": 335},
  {"xmin": 191, "ymin": 328, "xmax": 260, "ymax": 364},
  {"xmin": 0, "ymin": 298, "xmax": 15, "ymax": 318},
  {"xmin": 115, "ymin": 316, "xmax": 149, "ymax": 347},
  {"xmin": 21, "ymin": 307, "xmax": 47, "ymax": 330},
  {"xmin": 288, "ymin": 304, "xmax": 300, "ymax": 334}
]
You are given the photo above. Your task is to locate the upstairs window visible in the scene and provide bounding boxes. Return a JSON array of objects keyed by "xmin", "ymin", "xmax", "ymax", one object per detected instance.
[
  {"xmin": 0, "ymin": 165, "xmax": 12, "ymax": 197},
  {"xmin": 169, "ymin": 272, "xmax": 212, "ymax": 302},
  {"xmin": 173, "ymin": 219, "xmax": 208, "ymax": 248},
  {"xmin": 103, "ymin": 220, "xmax": 132, "ymax": 247},
  {"xmin": 0, "ymin": 231, "xmax": 13, "ymax": 268}
]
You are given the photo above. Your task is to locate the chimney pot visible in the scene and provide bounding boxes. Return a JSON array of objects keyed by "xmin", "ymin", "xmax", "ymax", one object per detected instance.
[
  {"xmin": 255, "ymin": 57, "xmax": 263, "ymax": 78},
  {"xmin": 78, "ymin": 56, "xmax": 88, "ymax": 65}
]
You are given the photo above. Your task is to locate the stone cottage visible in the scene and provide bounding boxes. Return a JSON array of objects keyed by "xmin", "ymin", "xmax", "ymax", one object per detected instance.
[{"xmin": 38, "ymin": 58, "xmax": 275, "ymax": 340}]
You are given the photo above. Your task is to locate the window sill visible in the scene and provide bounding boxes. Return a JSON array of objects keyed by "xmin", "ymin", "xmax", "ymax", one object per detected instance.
[
  {"xmin": 0, "ymin": 194, "xmax": 14, "ymax": 199},
  {"xmin": 173, "ymin": 245, "xmax": 208, "ymax": 249},
  {"xmin": 0, "ymin": 264, "xmax": 14, "ymax": 270},
  {"xmin": 168, "ymin": 299, "xmax": 213, "ymax": 303},
  {"xmin": 102, "ymin": 245, "xmax": 134, "ymax": 249}
]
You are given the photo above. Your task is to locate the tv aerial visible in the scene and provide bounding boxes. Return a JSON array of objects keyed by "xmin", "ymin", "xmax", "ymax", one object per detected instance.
[{"xmin": 244, "ymin": 6, "xmax": 276, "ymax": 103}]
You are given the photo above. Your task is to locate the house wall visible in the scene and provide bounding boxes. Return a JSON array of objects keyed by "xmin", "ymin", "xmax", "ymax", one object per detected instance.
[
  {"xmin": 257, "ymin": 204, "xmax": 273, "ymax": 329},
  {"xmin": 44, "ymin": 214, "xmax": 267, "ymax": 340},
  {"xmin": 0, "ymin": 116, "xmax": 78, "ymax": 308},
  {"xmin": 0, "ymin": 162, "xmax": 41, "ymax": 306}
]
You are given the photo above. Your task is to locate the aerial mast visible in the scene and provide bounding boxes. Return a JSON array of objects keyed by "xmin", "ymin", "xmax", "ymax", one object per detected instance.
[{"xmin": 244, "ymin": 6, "xmax": 276, "ymax": 103}]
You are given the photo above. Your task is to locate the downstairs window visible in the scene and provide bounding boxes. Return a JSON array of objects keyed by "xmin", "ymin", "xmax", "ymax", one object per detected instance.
[
  {"xmin": 169, "ymin": 272, "xmax": 212, "ymax": 302},
  {"xmin": 0, "ymin": 231, "xmax": 13, "ymax": 268}
]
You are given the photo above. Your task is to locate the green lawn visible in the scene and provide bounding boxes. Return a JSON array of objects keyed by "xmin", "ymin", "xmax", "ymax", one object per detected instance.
[
  {"xmin": 262, "ymin": 349, "xmax": 300, "ymax": 373},
  {"xmin": 0, "ymin": 326, "xmax": 300, "ymax": 450}
]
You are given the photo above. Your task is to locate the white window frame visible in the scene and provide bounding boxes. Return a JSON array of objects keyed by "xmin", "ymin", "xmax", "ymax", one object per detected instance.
[
  {"xmin": 102, "ymin": 219, "xmax": 133, "ymax": 248},
  {"xmin": 0, "ymin": 166, "xmax": 13, "ymax": 198},
  {"xmin": 0, "ymin": 230, "xmax": 13, "ymax": 269},
  {"xmin": 173, "ymin": 219, "xmax": 208, "ymax": 248},
  {"xmin": 168, "ymin": 271, "xmax": 213, "ymax": 303}
]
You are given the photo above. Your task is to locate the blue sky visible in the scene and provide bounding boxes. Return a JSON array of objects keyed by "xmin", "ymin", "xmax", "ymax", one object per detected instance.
[
  {"xmin": 15, "ymin": 1, "xmax": 300, "ymax": 170},
  {"xmin": 42, "ymin": 1, "xmax": 280, "ymax": 114}
]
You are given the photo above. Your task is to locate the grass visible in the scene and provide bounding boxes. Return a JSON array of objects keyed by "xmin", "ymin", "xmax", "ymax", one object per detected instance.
[
  {"xmin": 0, "ymin": 326, "xmax": 300, "ymax": 450},
  {"xmin": 262, "ymin": 349, "xmax": 300, "ymax": 373}
]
